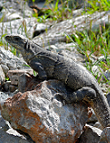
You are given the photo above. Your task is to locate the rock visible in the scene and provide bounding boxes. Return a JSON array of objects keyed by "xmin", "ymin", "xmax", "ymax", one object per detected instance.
[
  {"xmin": 0, "ymin": 92, "xmax": 9, "ymax": 103},
  {"xmin": 1, "ymin": 64, "xmax": 9, "ymax": 76},
  {"xmin": 61, "ymin": 0, "xmax": 87, "ymax": 9},
  {"xmin": 92, "ymin": 65, "xmax": 103, "ymax": 79},
  {"xmin": 94, "ymin": 122, "xmax": 103, "ymax": 130},
  {"xmin": 32, "ymin": 10, "xmax": 110, "ymax": 47},
  {"xmin": 102, "ymin": 70, "xmax": 110, "ymax": 81},
  {"xmin": 99, "ymin": 127, "xmax": 110, "ymax": 143},
  {"xmin": 77, "ymin": 124, "xmax": 102, "ymax": 143},
  {"xmin": 0, "ymin": 9, "xmax": 22, "ymax": 22},
  {"xmin": 0, "ymin": 47, "xmax": 30, "ymax": 76},
  {"xmin": 0, "ymin": 17, "xmax": 37, "ymax": 38},
  {"xmin": 0, "ymin": 115, "xmax": 33, "ymax": 143},
  {"xmin": 0, "ymin": 0, "xmax": 33, "ymax": 18},
  {"xmin": 0, "ymin": 65, "xmax": 5, "ymax": 85},
  {"xmin": 98, "ymin": 55, "xmax": 106, "ymax": 62},
  {"xmin": 0, "ymin": 91, "xmax": 9, "ymax": 110},
  {"xmin": 73, "ymin": 8, "xmax": 84, "ymax": 17},
  {"xmin": 18, "ymin": 73, "xmax": 41, "ymax": 93},
  {"xmin": 0, "ymin": 114, "xmax": 9, "ymax": 131},
  {"xmin": 9, "ymin": 85, "xmax": 18, "ymax": 93},
  {"xmin": 59, "ymin": 50, "xmax": 86, "ymax": 63},
  {"xmin": 45, "ymin": 42, "xmax": 86, "ymax": 63},
  {"xmin": 87, "ymin": 108, "xmax": 98, "ymax": 124},
  {"xmin": 2, "ymin": 81, "xmax": 11, "ymax": 92},
  {"xmin": 28, "ymin": 0, "xmax": 46, "ymax": 7},
  {"xmin": 33, "ymin": 23, "xmax": 51, "ymax": 37},
  {"xmin": 106, "ymin": 92, "xmax": 110, "ymax": 106},
  {"xmin": 1, "ymin": 80, "xmax": 90, "ymax": 143},
  {"xmin": 8, "ymin": 69, "xmax": 33, "ymax": 85}
]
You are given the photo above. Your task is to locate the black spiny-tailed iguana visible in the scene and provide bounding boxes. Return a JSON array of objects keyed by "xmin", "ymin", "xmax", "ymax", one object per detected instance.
[{"xmin": 5, "ymin": 35, "xmax": 110, "ymax": 128}]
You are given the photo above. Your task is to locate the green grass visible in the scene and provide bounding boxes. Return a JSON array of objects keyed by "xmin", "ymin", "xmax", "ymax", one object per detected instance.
[
  {"xmin": 33, "ymin": 0, "xmax": 73, "ymax": 22},
  {"xmin": 86, "ymin": 0, "xmax": 110, "ymax": 14}
]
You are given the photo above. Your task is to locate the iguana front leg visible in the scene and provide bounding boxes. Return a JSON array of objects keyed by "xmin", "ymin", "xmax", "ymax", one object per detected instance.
[
  {"xmin": 61, "ymin": 87, "xmax": 96, "ymax": 103},
  {"xmin": 29, "ymin": 60, "xmax": 47, "ymax": 80}
]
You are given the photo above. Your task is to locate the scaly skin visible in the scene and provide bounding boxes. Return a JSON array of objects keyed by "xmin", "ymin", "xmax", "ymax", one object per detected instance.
[{"xmin": 5, "ymin": 35, "xmax": 110, "ymax": 128}]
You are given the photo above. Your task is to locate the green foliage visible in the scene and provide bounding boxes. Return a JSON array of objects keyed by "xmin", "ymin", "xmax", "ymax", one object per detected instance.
[
  {"xmin": 5, "ymin": 77, "xmax": 9, "ymax": 81},
  {"xmin": 32, "ymin": 0, "xmax": 35, "ymax": 2},
  {"xmin": 33, "ymin": 0, "xmax": 73, "ymax": 22},
  {"xmin": 0, "ymin": 34, "xmax": 7, "ymax": 48},
  {"xmin": 85, "ymin": 0, "xmax": 110, "ymax": 14},
  {"xmin": 71, "ymin": 28, "xmax": 110, "ymax": 69}
]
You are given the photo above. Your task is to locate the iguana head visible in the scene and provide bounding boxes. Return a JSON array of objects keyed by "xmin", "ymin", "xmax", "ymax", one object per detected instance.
[
  {"xmin": 5, "ymin": 35, "xmax": 37, "ymax": 62},
  {"xmin": 5, "ymin": 35, "xmax": 28, "ymax": 52}
]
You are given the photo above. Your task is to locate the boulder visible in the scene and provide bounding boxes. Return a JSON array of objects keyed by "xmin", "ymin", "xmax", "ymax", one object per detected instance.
[
  {"xmin": 77, "ymin": 124, "xmax": 102, "ymax": 143},
  {"xmin": 0, "ymin": 114, "xmax": 33, "ymax": 143},
  {"xmin": 32, "ymin": 10, "xmax": 110, "ymax": 47},
  {"xmin": 99, "ymin": 127, "xmax": 110, "ymax": 143},
  {"xmin": 107, "ymin": 92, "xmax": 110, "ymax": 106},
  {"xmin": 1, "ymin": 80, "xmax": 91, "ymax": 143},
  {"xmin": 0, "ymin": 47, "xmax": 30, "ymax": 75},
  {"xmin": 8, "ymin": 69, "xmax": 33, "ymax": 85},
  {"xmin": 18, "ymin": 73, "xmax": 41, "ymax": 93},
  {"xmin": 0, "ymin": 65, "xmax": 5, "ymax": 85}
]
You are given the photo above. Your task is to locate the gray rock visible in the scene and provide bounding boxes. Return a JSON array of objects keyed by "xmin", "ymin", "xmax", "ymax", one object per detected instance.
[
  {"xmin": 99, "ymin": 127, "xmax": 110, "ymax": 143},
  {"xmin": 92, "ymin": 65, "xmax": 103, "ymax": 78},
  {"xmin": 33, "ymin": 23, "xmax": 51, "ymax": 37},
  {"xmin": 107, "ymin": 92, "xmax": 110, "ymax": 106},
  {"xmin": 0, "ymin": 126, "xmax": 33, "ymax": 143},
  {"xmin": 2, "ymin": 81, "xmax": 11, "ymax": 92},
  {"xmin": 61, "ymin": 0, "xmax": 87, "ymax": 9},
  {"xmin": 32, "ymin": 11, "xmax": 109, "ymax": 47},
  {"xmin": 1, "ymin": 64, "xmax": 9, "ymax": 76},
  {"xmin": 0, "ymin": 114, "xmax": 9, "ymax": 131},
  {"xmin": 0, "ymin": 47, "xmax": 30, "ymax": 76},
  {"xmin": 73, "ymin": 8, "xmax": 84, "ymax": 17},
  {"xmin": 102, "ymin": 70, "xmax": 110, "ymax": 81},
  {"xmin": 0, "ymin": 0, "xmax": 33, "ymax": 18},
  {"xmin": 94, "ymin": 122, "xmax": 103, "ymax": 130},
  {"xmin": 9, "ymin": 85, "xmax": 18, "ymax": 93},
  {"xmin": 0, "ymin": 65, "xmax": 5, "ymax": 84},
  {"xmin": 78, "ymin": 124, "xmax": 102, "ymax": 143},
  {"xmin": 0, "ymin": 92, "xmax": 9, "ymax": 103},
  {"xmin": 8, "ymin": 69, "xmax": 33, "ymax": 85},
  {"xmin": 1, "ymin": 80, "xmax": 91, "ymax": 142},
  {"xmin": 45, "ymin": 42, "xmax": 85, "ymax": 63},
  {"xmin": 0, "ymin": 95, "xmax": 34, "ymax": 143},
  {"xmin": 87, "ymin": 108, "xmax": 98, "ymax": 124},
  {"xmin": 0, "ymin": 9, "xmax": 22, "ymax": 22},
  {"xmin": 0, "ymin": 17, "xmax": 37, "ymax": 38}
]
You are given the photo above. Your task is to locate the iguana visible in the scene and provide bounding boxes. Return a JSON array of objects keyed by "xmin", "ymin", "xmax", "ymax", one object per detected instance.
[{"xmin": 5, "ymin": 35, "xmax": 110, "ymax": 128}]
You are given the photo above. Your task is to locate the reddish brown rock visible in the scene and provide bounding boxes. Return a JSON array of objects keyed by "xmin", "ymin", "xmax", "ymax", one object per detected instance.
[{"xmin": 1, "ymin": 80, "xmax": 91, "ymax": 143}]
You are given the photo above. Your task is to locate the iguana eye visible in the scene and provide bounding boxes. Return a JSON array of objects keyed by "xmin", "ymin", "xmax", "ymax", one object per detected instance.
[{"xmin": 14, "ymin": 37, "xmax": 19, "ymax": 41}]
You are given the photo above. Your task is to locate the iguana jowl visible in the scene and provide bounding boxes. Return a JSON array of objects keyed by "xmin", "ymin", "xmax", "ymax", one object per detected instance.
[{"xmin": 5, "ymin": 35, "xmax": 110, "ymax": 128}]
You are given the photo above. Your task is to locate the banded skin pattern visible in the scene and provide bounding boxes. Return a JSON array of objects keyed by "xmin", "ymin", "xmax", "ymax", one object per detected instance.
[{"xmin": 5, "ymin": 35, "xmax": 110, "ymax": 128}]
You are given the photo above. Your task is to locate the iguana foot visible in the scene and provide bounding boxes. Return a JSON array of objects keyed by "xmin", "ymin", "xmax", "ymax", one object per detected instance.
[{"xmin": 62, "ymin": 87, "xmax": 96, "ymax": 103}]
